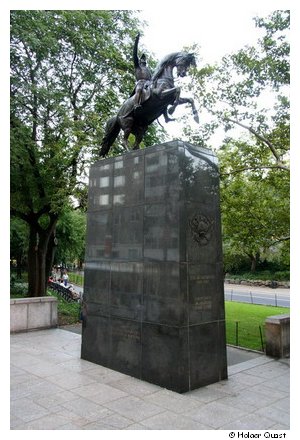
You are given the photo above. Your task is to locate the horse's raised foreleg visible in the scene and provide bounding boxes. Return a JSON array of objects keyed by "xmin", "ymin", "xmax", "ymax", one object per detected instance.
[
  {"xmin": 169, "ymin": 96, "xmax": 199, "ymax": 123},
  {"xmin": 132, "ymin": 126, "xmax": 147, "ymax": 150},
  {"xmin": 122, "ymin": 128, "xmax": 131, "ymax": 151}
]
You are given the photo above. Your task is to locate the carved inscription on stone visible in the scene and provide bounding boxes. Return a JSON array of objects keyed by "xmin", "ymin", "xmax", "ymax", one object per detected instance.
[{"xmin": 112, "ymin": 326, "xmax": 141, "ymax": 343}]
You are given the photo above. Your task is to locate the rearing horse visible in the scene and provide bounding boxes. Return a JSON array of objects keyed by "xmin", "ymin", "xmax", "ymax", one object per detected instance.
[{"xmin": 99, "ymin": 51, "xmax": 199, "ymax": 157}]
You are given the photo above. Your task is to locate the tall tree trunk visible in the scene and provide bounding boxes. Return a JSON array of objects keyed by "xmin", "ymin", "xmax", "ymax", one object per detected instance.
[
  {"xmin": 27, "ymin": 216, "xmax": 58, "ymax": 297},
  {"xmin": 45, "ymin": 230, "xmax": 58, "ymax": 282},
  {"xmin": 249, "ymin": 252, "xmax": 260, "ymax": 273}
]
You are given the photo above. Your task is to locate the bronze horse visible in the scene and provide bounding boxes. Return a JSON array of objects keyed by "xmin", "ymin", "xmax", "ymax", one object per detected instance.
[{"xmin": 99, "ymin": 51, "xmax": 199, "ymax": 157}]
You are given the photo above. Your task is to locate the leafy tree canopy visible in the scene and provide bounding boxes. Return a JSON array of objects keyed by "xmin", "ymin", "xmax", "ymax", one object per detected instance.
[
  {"xmin": 182, "ymin": 10, "xmax": 290, "ymax": 272},
  {"xmin": 10, "ymin": 10, "xmax": 146, "ymax": 295}
]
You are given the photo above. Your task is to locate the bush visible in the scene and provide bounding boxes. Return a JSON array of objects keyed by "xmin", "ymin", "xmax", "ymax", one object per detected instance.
[
  {"xmin": 47, "ymin": 290, "xmax": 81, "ymax": 325},
  {"xmin": 225, "ymin": 270, "xmax": 290, "ymax": 282},
  {"xmin": 273, "ymin": 271, "xmax": 290, "ymax": 281},
  {"xmin": 10, "ymin": 282, "xmax": 28, "ymax": 297}
]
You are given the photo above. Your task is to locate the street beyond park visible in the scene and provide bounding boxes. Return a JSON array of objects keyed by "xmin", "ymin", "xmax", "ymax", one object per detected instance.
[
  {"xmin": 69, "ymin": 279, "xmax": 290, "ymax": 308},
  {"xmin": 224, "ymin": 283, "xmax": 290, "ymax": 307}
]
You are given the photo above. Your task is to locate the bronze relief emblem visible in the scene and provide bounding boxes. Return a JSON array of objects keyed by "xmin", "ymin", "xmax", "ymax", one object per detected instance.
[{"xmin": 189, "ymin": 214, "xmax": 214, "ymax": 246}]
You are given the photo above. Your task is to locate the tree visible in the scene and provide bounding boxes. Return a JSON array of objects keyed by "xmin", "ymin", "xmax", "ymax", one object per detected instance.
[
  {"xmin": 181, "ymin": 11, "xmax": 290, "ymax": 272},
  {"xmin": 185, "ymin": 10, "xmax": 289, "ymax": 170},
  {"xmin": 218, "ymin": 140, "xmax": 289, "ymax": 272},
  {"xmin": 10, "ymin": 218, "xmax": 29, "ymax": 278},
  {"xmin": 54, "ymin": 208, "xmax": 86, "ymax": 268},
  {"xmin": 10, "ymin": 10, "xmax": 142, "ymax": 296}
]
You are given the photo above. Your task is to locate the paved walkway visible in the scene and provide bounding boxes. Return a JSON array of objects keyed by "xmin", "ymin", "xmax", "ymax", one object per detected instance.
[{"xmin": 10, "ymin": 328, "xmax": 290, "ymax": 430}]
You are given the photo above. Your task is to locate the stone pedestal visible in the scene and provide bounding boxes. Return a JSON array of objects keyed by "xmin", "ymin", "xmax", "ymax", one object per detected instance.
[
  {"xmin": 81, "ymin": 141, "xmax": 228, "ymax": 392},
  {"xmin": 265, "ymin": 314, "xmax": 290, "ymax": 358}
]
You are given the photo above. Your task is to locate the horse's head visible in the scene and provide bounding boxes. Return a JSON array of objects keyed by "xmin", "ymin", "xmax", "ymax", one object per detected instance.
[{"xmin": 175, "ymin": 52, "xmax": 196, "ymax": 78}]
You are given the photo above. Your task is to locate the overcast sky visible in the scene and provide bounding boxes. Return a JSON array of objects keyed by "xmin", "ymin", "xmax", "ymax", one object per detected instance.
[
  {"xmin": 137, "ymin": 7, "xmax": 275, "ymax": 138},
  {"xmin": 139, "ymin": 8, "xmax": 268, "ymax": 64}
]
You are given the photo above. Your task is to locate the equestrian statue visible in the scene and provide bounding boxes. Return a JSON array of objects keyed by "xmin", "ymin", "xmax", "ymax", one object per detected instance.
[{"xmin": 99, "ymin": 33, "xmax": 199, "ymax": 157}]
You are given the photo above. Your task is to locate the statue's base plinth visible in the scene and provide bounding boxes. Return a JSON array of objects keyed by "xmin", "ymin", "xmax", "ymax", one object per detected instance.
[{"xmin": 81, "ymin": 141, "xmax": 227, "ymax": 393}]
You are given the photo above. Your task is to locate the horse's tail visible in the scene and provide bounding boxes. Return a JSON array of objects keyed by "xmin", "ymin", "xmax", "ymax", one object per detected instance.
[{"xmin": 99, "ymin": 116, "xmax": 121, "ymax": 157}]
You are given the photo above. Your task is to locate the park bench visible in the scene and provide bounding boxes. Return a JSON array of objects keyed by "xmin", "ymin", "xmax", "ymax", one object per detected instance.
[{"xmin": 48, "ymin": 281, "xmax": 80, "ymax": 303}]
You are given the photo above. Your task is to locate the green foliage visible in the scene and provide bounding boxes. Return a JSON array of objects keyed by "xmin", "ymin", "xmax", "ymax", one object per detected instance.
[
  {"xmin": 68, "ymin": 273, "xmax": 84, "ymax": 286},
  {"xmin": 225, "ymin": 301, "xmax": 289, "ymax": 350},
  {"xmin": 10, "ymin": 282, "xmax": 29, "ymax": 297},
  {"xmin": 182, "ymin": 11, "xmax": 290, "ymax": 273},
  {"xmin": 186, "ymin": 10, "xmax": 289, "ymax": 161},
  {"xmin": 54, "ymin": 208, "xmax": 86, "ymax": 266},
  {"xmin": 226, "ymin": 270, "xmax": 289, "ymax": 282},
  {"xmin": 47, "ymin": 290, "xmax": 81, "ymax": 325},
  {"xmin": 10, "ymin": 10, "xmax": 145, "ymax": 295},
  {"xmin": 11, "ymin": 10, "xmax": 143, "ymax": 215},
  {"xmin": 219, "ymin": 138, "xmax": 289, "ymax": 272},
  {"xmin": 10, "ymin": 217, "xmax": 29, "ymax": 265}
]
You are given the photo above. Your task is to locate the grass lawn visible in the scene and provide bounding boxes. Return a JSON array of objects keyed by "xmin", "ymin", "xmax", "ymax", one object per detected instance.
[
  {"xmin": 68, "ymin": 272, "xmax": 84, "ymax": 286},
  {"xmin": 47, "ymin": 290, "xmax": 81, "ymax": 326},
  {"xmin": 11, "ymin": 279, "xmax": 290, "ymax": 351},
  {"xmin": 225, "ymin": 301, "xmax": 289, "ymax": 351}
]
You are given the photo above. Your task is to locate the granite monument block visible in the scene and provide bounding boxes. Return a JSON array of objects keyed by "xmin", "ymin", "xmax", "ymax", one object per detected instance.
[{"xmin": 81, "ymin": 140, "xmax": 228, "ymax": 392}]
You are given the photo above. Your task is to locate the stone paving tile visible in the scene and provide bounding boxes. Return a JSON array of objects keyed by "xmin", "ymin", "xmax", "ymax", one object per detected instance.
[
  {"xmin": 139, "ymin": 410, "xmax": 212, "ymax": 430},
  {"xmin": 216, "ymin": 387, "xmax": 287, "ymax": 412},
  {"xmin": 10, "ymin": 365, "xmax": 25, "ymax": 376},
  {"xmin": 10, "ymin": 374, "xmax": 44, "ymax": 400},
  {"xmin": 72, "ymin": 382, "xmax": 128, "ymax": 404},
  {"xmin": 271, "ymin": 423, "xmax": 290, "ymax": 430},
  {"xmin": 13, "ymin": 377, "xmax": 65, "ymax": 401},
  {"xmin": 228, "ymin": 370, "xmax": 268, "ymax": 387},
  {"xmin": 144, "ymin": 389, "xmax": 204, "ymax": 413},
  {"xmin": 10, "ymin": 397, "xmax": 49, "ymax": 423},
  {"xmin": 250, "ymin": 383, "xmax": 288, "ymax": 400},
  {"xmin": 270, "ymin": 396, "xmax": 290, "ymax": 413},
  {"xmin": 53, "ymin": 422, "xmax": 85, "ymax": 430},
  {"xmin": 183, "ymin": 400, "xmax": 249, "ymax": 429},
  {"xmin": 57, "ymin": 358, "xmax": 100, "ymax": 373},
  {"xmin": 85, "ymin": 366, "xmax": 129, "ymax": 383},
  {"xmin": 32, "ymin": 349, "xmax": 75, "ymax": 365},
  {"xmin": 261, "ymin": 374, "xmax": 290, "ymax": 393},
  {"xmin": 103, "ymin": 395, "xmax": 163, "ymax": 422},
  {"xmin": 10, "ymin": 371, "xmax": 39, "ymax": 387},
  {"xmin": 20, "ymin": 361, "xmax": 68, "ymax": 378},
  {"xmin": 81, "ymin": 421, "xmax": 121, "ymax": 430},
  {"xmin": 124, "ymin": 422, "xmax": 150, "ymax": 429},
  {"xmin": 10, "ymin": 351, "xmax": 43, "ymax": 368},
  {"xmin": 10, "ymin": 415, "xmax": 24, "ymax": 429},
  {"xmin": 107, "ymin": 376, "xmax": 162, "ymax": 397},
  {"xmin": 46, "ymin": 370, "xmax": 97, "ymax": 390},
  {"xmin": 59, "ymin": 396, "xmax": 112, "ymax": 422},
  {"xmin": 34, "ymin": 390, "xmax": 78, "ymax": 409},
  {"xmin": 203, "ymin": 376, "xmax": 247, "ymax": 393},
  {"xmin": 220, "ymin": 413, "xmax": 276, "ymax": 430},
  {"xmin": 52, "ymin": 408, "xmax": 103, "ymax": 428},
  {"xmin": 10, "ymin": 329, "xmax": 291, "ymax": 431},
  {"xmin": 11, "ymin": 413, "xmax": 72, "ymax": 430},
  {"xmin": 243, "ymin": 362, "xmax": 289, "ymax": 380},
  {"xmin": 254, "ymin": 404, "xmax": 290, "ymax": 427},
  {"xmin": 186, "ymin": 384, "xmax": 234, "ymax": 403},
  {"xmin": 84, "ymin": 412, "xmax": 134, "ymax": 429}
]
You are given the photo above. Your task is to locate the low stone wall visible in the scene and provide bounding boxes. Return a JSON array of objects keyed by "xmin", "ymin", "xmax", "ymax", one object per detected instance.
[
  {"xmin": 10, "ymin": 296, "xmax": 58, "ymax": 333},
  {"xmin": 225, "ymin": 279, "xmax": 290, "ymax": 288}
]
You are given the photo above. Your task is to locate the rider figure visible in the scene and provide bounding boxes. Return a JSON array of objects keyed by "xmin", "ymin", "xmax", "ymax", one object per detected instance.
[
  {"xmin": 133, "ymin": 34, "xmax": 152, "ymax": 109},
  {"xmin": 132, "ymin": 34, "xmax": 174, "ymax": 122}
]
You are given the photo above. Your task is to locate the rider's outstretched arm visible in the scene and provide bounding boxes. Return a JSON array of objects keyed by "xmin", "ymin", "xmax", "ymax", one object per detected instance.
[{"xmin": 133, "ymin": 33, "xmax": 140, "ymax": 68}]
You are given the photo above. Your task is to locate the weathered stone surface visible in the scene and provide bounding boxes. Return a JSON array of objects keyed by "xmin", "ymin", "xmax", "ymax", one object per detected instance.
[
  {"xmin": 81, "ymin": 141, "xmax": 228, "ymax": 392},
  {"xmin": 265, "ymin": 314, "xmax": 290, "ymax": 358},
  {"xmin": 10, "ymin": 296, "xmax": 58, "ymax": 333}
]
